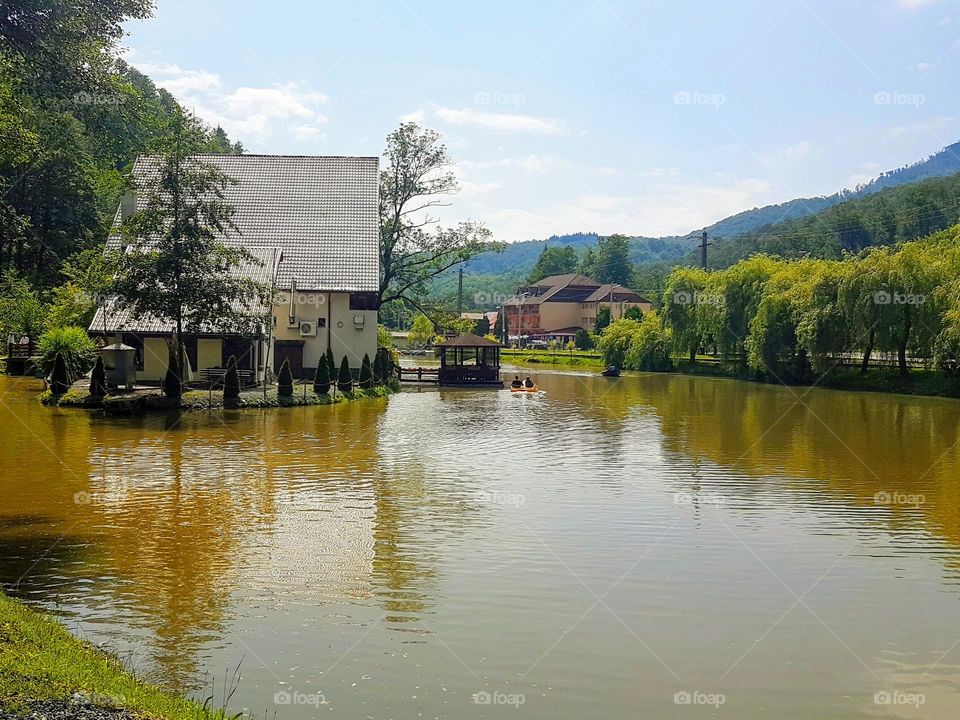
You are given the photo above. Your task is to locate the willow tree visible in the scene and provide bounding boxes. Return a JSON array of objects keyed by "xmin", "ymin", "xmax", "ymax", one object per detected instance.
[
  {"xmin": 378, "ymin": 123, "xmax": 500, "ymax": 309},
  {"xmin": 661, "ymin": 267, "xmax": 710, "ymax": 363}
]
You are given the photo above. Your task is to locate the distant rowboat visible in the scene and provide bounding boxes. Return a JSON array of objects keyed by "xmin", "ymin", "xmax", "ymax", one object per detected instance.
[{"xmin": 601, "ymin": 366, "xmax": 620, "ymax": 377}]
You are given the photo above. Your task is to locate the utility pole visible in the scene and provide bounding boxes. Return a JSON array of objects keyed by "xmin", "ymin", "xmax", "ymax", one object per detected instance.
[
  {"xmin": 457, "ymin": 267, "xmax": 464, "ymax": 316},
  {"xmin": 699, "ymin": 230, "xmax": 711, "ymax": 270}
]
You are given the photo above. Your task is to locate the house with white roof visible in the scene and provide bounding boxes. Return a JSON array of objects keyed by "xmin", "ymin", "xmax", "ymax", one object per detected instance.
[{"xmin": 90, "ymin": 154, "xmax": 380, "ymax": 383}]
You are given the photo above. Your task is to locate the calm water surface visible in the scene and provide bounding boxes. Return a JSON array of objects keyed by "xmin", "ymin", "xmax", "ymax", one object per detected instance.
[{"xmin": 2, "ymin": 368, "xmax": 960, "ymax": 718}]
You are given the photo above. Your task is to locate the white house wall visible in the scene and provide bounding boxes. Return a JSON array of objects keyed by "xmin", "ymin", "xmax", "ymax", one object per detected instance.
[{"xmin": 272, "ymin": 291, "xmax": 377, "ymax": 370}]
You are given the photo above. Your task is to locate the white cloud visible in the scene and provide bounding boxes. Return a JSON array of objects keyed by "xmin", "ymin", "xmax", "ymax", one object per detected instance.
[
  {"xmin": 486, "ymin": 178, "xmax": 774, "ymax": 241},
  {"xmin": 898, "ymin": 0, "xmax": 942, "ymax": 8},
  {"xmin": 405, "ymin": 103, "xmax": 569, "ymax": 135},
  {"xmin": 130, "ymin": 57, "xmax": 329, "ymax": 150},
  {"xmin": 908, "ymin": 61, "xmax": 934, "ymax": 71},
  {"xmin": 888, "ymin": 115, "xmax": 955, "ymax": 137},
  {"xmin": 460, "ymin": 154, "xmax": 569, "ymax": 174}
]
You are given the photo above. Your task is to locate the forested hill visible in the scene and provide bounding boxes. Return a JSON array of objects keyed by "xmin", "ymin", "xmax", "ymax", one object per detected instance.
[
  {"xmin": 702, "ymin": 141, "xmax": 960, "ymax": 239},
  {"xmin": 696, "ymin": 170, "xmax": 960, "ymax": 269},
  {"xmin": 0, "ymin": 2, "xmax": 243, "ymax": 287}
]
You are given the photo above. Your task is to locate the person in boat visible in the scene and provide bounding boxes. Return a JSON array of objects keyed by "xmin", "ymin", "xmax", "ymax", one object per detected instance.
[
  {"xmin": 510, "ymin": 376, "xmax": 523, "ymax": 388},
  {"xmin": 523, "ymin": 376, "xmax": 535, "ymax": 388}
]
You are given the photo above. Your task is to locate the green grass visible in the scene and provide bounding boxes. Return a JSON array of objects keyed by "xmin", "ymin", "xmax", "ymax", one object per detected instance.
[
  {"xmin": 501, "ymin": 349, "xmax": 605, "ymax": 368},
  {"xmin": 0, "ymin": 593, "xmax": 231, "ymax": 719}
]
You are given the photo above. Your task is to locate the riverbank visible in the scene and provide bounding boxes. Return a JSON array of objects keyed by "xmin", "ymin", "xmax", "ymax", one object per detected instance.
[
  {"xmin": 0, "ymin": 594, "xmax": 225, "ymax": 719},
  {"xmin": 504, "ymin": 350, "xmax": 960, "ymax": 399},
  {"xmin": 40, "ymin": 383, "xmax": 396, "ymax": 413}
]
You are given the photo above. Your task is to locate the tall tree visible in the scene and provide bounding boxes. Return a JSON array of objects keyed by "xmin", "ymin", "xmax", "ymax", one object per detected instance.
[
  {"xmin": 592, "ymin": 234, "xmax": 633, "ymax": 285},
  {"xmin": 378, "ymin": 123, "xmax": 500, "ymax": 307},
  {"xmin": 528, "ymin": 245, "xmax": 579, "ymax": 283},
  {"xmin": 114, "ymin": 115, "xmax": 269, "ymax": 392}
]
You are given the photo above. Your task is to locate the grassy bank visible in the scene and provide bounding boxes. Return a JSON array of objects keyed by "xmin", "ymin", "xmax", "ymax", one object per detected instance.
[
  {"xmin": 501, "ymin": 349, "xmax": 605, "ymax": 368},
  {"xmin": 0, "ymin": 594, "xmax": 226, "ymax": 719},
  {"xmin": 41, "ymin": 384, "xmax": 396, "ymax": 413}
]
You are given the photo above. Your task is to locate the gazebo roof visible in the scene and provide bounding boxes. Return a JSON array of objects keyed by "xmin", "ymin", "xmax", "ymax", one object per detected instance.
[{"xmin": 435, "ymin": 333, "xmax": 504, "ymax": 348}]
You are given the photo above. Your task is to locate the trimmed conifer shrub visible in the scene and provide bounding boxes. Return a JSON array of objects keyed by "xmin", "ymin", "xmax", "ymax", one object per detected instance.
[
  {"xmin": 162, "ymin": 341, "xmax": 182, "ymax": 398},
  {"xmin": 337, "ymin": 356, "xmax": 352, "ymax": 393},
  {"xmin": 224, "ymin": 355, "xmax": 240, "ymax": 400},
  {"xmin": 50, "ymin": 351, "xmax": 70, "ymax": 395},
  {"xmin": 313, "ymin": 358, "xmax": 331, "ymax": 394},
  {"xmin": 359, "ymin": 353, "xmax": 373, "ymax": 388},
  {"xmin": 325, "ymin": 347, "xmax": 336, "ymax": 379},
  {"xmin": 277, "ymin": 358, "xmax": 294, "ymax": 396},
  {"xmin": 89, "ymin": 355, "xmax": 107, "ymax": 398}
]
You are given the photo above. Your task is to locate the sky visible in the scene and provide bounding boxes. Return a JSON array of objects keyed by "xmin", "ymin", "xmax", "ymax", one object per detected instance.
[{"xmin": 123, "ymin": 0, "xmax": 960, "ymax": 242}]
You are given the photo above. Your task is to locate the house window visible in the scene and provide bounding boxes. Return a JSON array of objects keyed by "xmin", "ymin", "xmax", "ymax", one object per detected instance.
[
  {"xmin": 317, "ymin": 318, "xmax": 327, "ymax": 328},
  {"xmin": 349, "ymin": 292, "xmax": 380, "ymax": 311}
]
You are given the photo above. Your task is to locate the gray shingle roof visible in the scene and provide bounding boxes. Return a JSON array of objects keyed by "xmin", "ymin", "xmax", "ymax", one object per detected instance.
[
  {"xmin": 90, "ymin": 246, "xmax": 282, "ymax": 335},
  {"xmin": 120, "ymin": 154, "xmax": 380, "ymax": 292}
]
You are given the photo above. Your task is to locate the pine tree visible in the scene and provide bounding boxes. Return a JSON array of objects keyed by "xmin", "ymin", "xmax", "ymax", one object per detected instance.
[
  {"xmin": 337, "ymin": 356, "xmax": 352, "ymax": 393},
  {"xmin": 89, "ymin": 355, "xmax": 107, "ymax": 397},
  {"xmin": 162, "ymin": 339, "xmax": 182, "ymax": 398},
  {"xmin": 313, "ymin": 358, "xmax": 330, "ymax": 394},
  {"xmin": 359, "ymin": 353, "xmax": 373, "ymax": 388},
  {"xmin": 224, "ymin": 355, "xmax": 240, "ymax": 400},
  {"xmin": 50, "ymin": 351, "xmax": 70, "ymax": 395},
  {"xmin": 277, "ymin": 358, "xmax": 293, "ymax": 397}
]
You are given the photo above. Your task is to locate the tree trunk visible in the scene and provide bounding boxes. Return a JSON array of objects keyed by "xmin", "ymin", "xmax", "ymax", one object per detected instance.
[
  {"xmin": 689, "ymin": 346, "xmax": 696, "ymax": 364},
  {"xmin": 860, "ymin": 328, "xmax": 874, "ymax": 374},
  {"xmin": 898, "ymin": 317, "xmax": 911, "ymax": 378}
]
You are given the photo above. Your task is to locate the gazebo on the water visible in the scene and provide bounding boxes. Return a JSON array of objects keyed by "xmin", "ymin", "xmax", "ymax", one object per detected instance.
[{"xmin": 435, "ymin": 334, "xmax": 504, "ymax": 387}]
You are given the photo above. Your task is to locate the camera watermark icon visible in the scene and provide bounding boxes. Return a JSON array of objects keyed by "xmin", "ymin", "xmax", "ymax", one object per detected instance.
[
  {"xmin": 73, "ymin": 91, "xmax": 122, "ymax": 107},
  {"xmin": 871, "ymin": 290, "xmax": 926, "ymax": 306},
  {"xmin": 472, "ymin": 690, "xmax": 525, "ymax": 707},
  {"xmin": 673, "ymin": 90, "xmax": 725, "ymax": 108},
  {"xmin": 474, "ymin": 490, "xmax": 526, "ymax": 507},
  {"xmin": 873, "ymin": 90, "xmax": 925, "ymax": 108},
  {"xmin": 674, "ymin": 491, "xmax": 726, "ymax": 506},
  {"xmin": 674, "ymin": 690, "xmax": 726, "ymax": 707},
  {"xmin": 672, "ymin": 291, "xmax": 723, "ymax": 307},
  {"xmin": 280, "ymin": 291, "xmax": 328, "ymax": 308},
  {"xmin": 474, "ymin": 91, "xmax": 525, "ymax": 108},
  {"xmin": 873, "ymin": 491, "xmax": 925, "ymax": 508},
  {"xmin": 474, "ymin": 291, "xmax": 523, "ymax": 306},
  {"xmin": 273, "ymin": 690, "xmax": 327, "ymax": 707},
  {"xmin": 874, "ymin": 690, "xmax": 924, "ymax": 707}
]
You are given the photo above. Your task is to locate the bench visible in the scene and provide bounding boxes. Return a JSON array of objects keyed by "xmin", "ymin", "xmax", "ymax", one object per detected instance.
[{"xmin": 198, "ymin": 367, "xmax": 256, "ymax": 387}]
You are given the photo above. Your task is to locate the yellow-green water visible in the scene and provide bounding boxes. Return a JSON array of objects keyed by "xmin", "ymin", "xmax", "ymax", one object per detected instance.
[{"xmin": 2, "ymin": 369, "xmax": 960, "ymax": 718}]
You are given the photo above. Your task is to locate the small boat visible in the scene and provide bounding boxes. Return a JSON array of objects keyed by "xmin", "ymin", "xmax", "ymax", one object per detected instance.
[
  {"xmin": 601, "ymin": 365, "xmax": 620, "ymax": 377},
  {"xmin": 510, "ymin": 384, "xmax": 539, "ymax": 393}
]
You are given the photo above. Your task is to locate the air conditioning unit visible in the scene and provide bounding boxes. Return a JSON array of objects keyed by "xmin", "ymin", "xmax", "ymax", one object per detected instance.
[{"xmin": 299, "ymin": 321, "xmax": 317, "ymax": 337}]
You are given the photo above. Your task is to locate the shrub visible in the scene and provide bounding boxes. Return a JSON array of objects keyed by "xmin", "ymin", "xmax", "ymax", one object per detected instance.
[
  {"xmin": 277, "ymin": 358, "xmax": 293, "ymax": 396},
  {"xmin": 337, "ymin": 356, "xmax": 352, "ymax": 393},
  {"xmin": 89, "ymin": 355, "xmax": 107, "ymax": 398},
  {"xmin": 38, "ymin": 326, "xmax": 96, "ymax": 379},
  {"xmin": 313, "ymin": 357, "xmax": 331, "ymax": 394},
  {"xmin": 598, "ymin": 316, "xmax": 672, "ymax": 371},
  {"xmin": 359, "ymin": 354, "xmax": 373, "ymax": 388},
  {"xmin": 574, "ymin": 328, "xmax": 593, "ymax": 350},
  {"xmin": 162, "ymin": 340, "xmax": 183, "ymax": 398},
  {"xmin": 50, "ymin": 351, "xmax": 70, "ymax": 394},
  {"xmin": 224, "ymin": 355, "xmax": 240, "ymax": 400},
  {"xmin": 325, "ymin": 347, "xmax": 336, "ymax": 380}
]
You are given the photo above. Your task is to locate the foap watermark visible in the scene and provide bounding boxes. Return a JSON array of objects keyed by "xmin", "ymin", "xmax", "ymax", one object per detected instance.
[
  {"xmin": 474, "ymin": 291, "xmax": 523, "ymax": 306},
  {"xmin": 872, "ymin": 290, "xmax": 926, "ymax": 306},
  {"xmin": 674, "ymin": 491, "xmax": 726, "ymax": 506},
  {"xmin": 474, "ymin": 490, "xmax": 526, "ymax": 507},
  {"xmin": 672, "ymin": 291, "xmax": 724, "ymax": 307},
  {"xmin": 873, "ymin": 491, "xmax": 925, "ymax": 508},
  {"xmin": 73, "ymin": 491, "xmax": 109, "ymax": 506},
  {"xmin": 674, "ymin": 690, "xmax": 726, "ymax": 707},
  {"xmin": 673, "ymin": 90, "xmax": 725, "ymax": 108},
  {"xmin": 472, "ymin": 690, "xmax": 525, "ymax": 707},
  {"xmin": 73, "ymin": 91, "xmax": 123, "ymax": 107},
  {"xmin": 474, "ymin": 91, "xmax": 525, "ymax": 108},
  {"xmin": 273, "ymin": 690, "xmax": 327, "ymax": 707},
  {"xmin": 873, "ymin": 90, "xmax": 925, "ymax": 108},
  {"xmin": 874, "ymin": 690, "xmax": 925, "ymax": 708},
  {"xmin": 280, "ymin": 292, "xmax": 328, "ymax": 308}
]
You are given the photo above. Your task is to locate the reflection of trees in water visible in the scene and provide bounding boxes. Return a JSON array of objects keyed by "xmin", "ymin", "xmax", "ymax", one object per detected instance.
[{"xmin": 633, "ymin": 374, "xmax": 960, "ymax": 551}]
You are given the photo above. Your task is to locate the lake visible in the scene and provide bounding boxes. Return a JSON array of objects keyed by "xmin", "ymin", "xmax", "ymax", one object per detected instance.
[{"xmin": 2, "ymin": 368, "xmax": 960, "ymax": 718}]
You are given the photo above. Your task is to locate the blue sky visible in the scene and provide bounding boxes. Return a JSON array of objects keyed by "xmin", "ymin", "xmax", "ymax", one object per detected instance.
[{"xmin": 124, "ymin": 0, "xmax": 959, "ymax": 241}]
